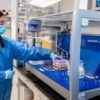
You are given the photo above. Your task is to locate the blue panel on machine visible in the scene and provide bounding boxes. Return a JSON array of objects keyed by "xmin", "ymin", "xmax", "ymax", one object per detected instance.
[
  {"xmin": 57, "ymin": 34, "xmax": 100, "ymax": 76},
  {"xmin": 57, "ymin": 32, "xmax": 70, "ymax": 53},
  {"xmin": 81, "ymin": 49, "xmax": 100, "ymax": 76},
  {"xmin": 81, "ymin": 35, "xmax": 100, "ymax": 76}
]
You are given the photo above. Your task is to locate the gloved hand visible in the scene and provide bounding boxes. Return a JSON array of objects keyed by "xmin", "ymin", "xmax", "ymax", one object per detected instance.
[
  {"xmin": 50, "ymin": 53, "xmax": 62, "ymax": 61},
  {"xmin": 5, "ymin": 69, "xmax": 15, "ymax": 79}
]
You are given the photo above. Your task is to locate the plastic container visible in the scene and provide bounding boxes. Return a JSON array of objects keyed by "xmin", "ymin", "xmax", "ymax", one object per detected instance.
[
  {"xmin": 68, "ymin": 61, "xmax": 85, "ymax": 79},
  {"xmin": 79, "ymin": 61, "xmax": 85, "ymax": 78},
  {"xmin": 53, "ymin": 59, "xmax": 67, "ymax": 70}
]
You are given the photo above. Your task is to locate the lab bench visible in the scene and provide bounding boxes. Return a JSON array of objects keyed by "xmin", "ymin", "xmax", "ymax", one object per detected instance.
[{"xmin": 24, "ymin": 62, "xmax": 100, "ymax": 100}]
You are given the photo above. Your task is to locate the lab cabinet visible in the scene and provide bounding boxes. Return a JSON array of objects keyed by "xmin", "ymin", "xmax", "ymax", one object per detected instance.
[
  {"xmin": 18, "ymin": 83, "xmax": 34, "ymax": 100},
  {"xmin": 15, "ymin": 68, "xmax": 50, "ymax": 100}
]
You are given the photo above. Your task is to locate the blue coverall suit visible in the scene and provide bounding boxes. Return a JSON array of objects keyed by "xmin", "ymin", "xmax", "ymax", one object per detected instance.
[{"xmin": 0, "ymin": 37, "xmax": 51, "ymax": 100}]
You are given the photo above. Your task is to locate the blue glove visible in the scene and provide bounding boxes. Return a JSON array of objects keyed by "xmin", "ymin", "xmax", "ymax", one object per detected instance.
[
  {"xmin": 5, "ymin": 69, "xmax": 15, "ymax": 79},
  {"xmin": 50, "ymin": 53, "xmax": 62, "ymax": 61}
]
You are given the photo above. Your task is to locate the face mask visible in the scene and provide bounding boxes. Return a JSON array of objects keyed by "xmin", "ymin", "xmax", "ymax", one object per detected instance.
[{"xmin": 0, "ymin": 25, "xmax": 6, "ymax": 35}]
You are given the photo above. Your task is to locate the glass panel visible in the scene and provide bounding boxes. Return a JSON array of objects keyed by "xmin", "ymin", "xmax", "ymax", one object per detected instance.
[
  {"xmin": 80, "ymin": 19, "xmax": 100, "ymax": 92},
  {"xmin": 26, "ymin": 12, "xmax": 72, "ymax": 96}
]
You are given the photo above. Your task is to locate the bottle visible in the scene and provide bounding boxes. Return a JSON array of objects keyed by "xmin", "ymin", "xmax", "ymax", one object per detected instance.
[
  {"xmin": 67, "ymin": 60, "xmax": 85, "ymax": 79},
  {"xmin": 79, "ymin": 61, "xmax": 85, "ymax": 78},
  {"xmin": 78, "ymin": 93, "xmax": 85, "ymax": 100}
]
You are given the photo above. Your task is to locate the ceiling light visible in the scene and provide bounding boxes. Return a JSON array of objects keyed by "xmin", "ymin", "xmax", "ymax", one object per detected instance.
[{"xmin": 29, "ymin": 0, "xmax": 61, "ymax": 8}]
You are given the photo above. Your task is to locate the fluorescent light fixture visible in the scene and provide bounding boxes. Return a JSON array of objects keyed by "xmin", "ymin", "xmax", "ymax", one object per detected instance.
[{"xmin": 29, "ymin": 0, "xmax": 61, "ymax": 8}]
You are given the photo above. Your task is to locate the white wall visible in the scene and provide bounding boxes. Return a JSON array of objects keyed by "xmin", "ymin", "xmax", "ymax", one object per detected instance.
[
  {"xmin": 82, "ymin": 21, "xmax": 100, "ymax": 35},
  {"xmin": 60, "ymin": 0, "xmax": 91, "ymax": 12},
  {"xmin": 78, "ymin": 0, "xmax": 88, "ymax": 9},
  {"xmin": 60, "ymin": 0, "xmax": 74, "ymax": 12},
  {"xmin": 0, "ymin": 0, "xmax": 11, "ymax": 38},
  {"xmin": 0, "ymin": 0, "xmax": 11, "ymax": 11}
]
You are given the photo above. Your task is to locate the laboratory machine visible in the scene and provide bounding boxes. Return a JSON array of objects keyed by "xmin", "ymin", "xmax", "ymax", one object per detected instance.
[{"xmin": 25, "ymin": 10, "xmax": 100, "ymax": 100}]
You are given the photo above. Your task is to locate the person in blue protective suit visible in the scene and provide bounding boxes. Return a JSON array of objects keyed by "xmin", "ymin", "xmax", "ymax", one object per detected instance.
[{"xmin": 0, "ymin": 11, "xmax": 61, "ymax": 100}]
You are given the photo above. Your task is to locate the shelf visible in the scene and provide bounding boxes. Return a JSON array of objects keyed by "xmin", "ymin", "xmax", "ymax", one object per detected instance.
[{"xmin": 28, "ymin": 10, "xmax": 73, "ymax": 22}]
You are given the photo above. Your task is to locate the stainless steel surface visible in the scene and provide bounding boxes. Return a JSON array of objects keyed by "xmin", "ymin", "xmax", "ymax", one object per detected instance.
[
  {"xmin": 84, "ymin": 88, "xmax": 100, "ymax": 100},
  {"xmin": 70, "ymin": 10, "xmax": 82, "ymax": 100}
]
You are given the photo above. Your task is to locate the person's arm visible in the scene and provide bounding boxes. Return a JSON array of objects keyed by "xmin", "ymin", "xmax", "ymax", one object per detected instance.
[
  {"xmin": 0, "ymin": 71, "xmax": 6, "ymax": 81},
  {"xmin": 11, "ymin": 40, "xmax": 52, "ymax": 61}
]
